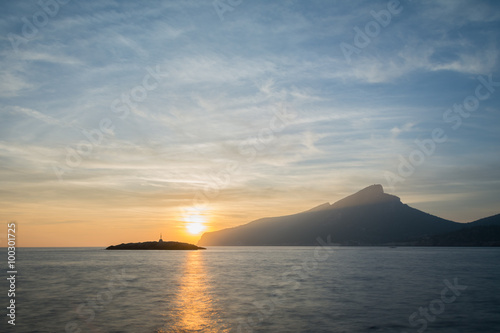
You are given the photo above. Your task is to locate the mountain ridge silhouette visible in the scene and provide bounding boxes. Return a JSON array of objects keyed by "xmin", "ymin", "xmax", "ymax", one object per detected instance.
[{"xmin": 198, "ymin": 185, "xmax": 500, "ymax": 246}]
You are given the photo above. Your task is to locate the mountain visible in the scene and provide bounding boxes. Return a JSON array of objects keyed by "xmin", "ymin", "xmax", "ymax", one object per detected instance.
[
  {"xmin": 466, "ymin": 213, "xmax": 500, "ymax": 227},
  {"xmin": 198, "ymin": 184, "xmax": 474, "ymax": 246}
]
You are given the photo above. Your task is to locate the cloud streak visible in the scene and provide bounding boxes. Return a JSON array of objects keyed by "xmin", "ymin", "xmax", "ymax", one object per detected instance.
[{"xmin": 1, "ymin": 0, "xmax": 499, "ymax": 245}]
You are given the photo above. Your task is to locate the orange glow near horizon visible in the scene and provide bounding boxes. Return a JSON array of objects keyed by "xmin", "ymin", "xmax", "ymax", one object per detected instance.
[{"xmin": 0, "ymin": 202, "xmax": 317, "ymax": 247}]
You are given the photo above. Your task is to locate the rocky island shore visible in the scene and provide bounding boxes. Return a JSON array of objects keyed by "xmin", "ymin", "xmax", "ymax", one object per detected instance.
[{"xmin": 106, "ymin": 241, "xmax": 205, "ymax": 250}]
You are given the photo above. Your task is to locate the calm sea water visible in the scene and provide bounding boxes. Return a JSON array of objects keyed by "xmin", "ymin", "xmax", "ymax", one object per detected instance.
[{"xmin": 2, "ymin": 246, "xmax": 500, "ymax": 332}]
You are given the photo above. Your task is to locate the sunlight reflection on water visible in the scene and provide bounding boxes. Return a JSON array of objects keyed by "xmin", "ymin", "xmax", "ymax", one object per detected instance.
[
  {"xmin": 13, "ymin": 247, "xmax": 500, "ymax": 332},
  {"xmin": 160, "ymin": 251, "xmax": 230, "ymax": 333}
]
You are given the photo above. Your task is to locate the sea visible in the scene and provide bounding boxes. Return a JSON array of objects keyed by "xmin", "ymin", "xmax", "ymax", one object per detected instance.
[{"xmin": 2, "ymin": 246, "xmax": 500, "ymax": 333}]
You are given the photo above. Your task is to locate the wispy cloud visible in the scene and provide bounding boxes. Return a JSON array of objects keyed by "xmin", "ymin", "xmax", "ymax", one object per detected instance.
[{"xmin": 1, "ymin": 0, "xmax": 499, "ymax": 244}]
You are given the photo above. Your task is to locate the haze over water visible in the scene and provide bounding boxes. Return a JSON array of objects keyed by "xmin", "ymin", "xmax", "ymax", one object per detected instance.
[{"xmin": 8, "ymin": 246, "xmax": 500, "ymax": 332}]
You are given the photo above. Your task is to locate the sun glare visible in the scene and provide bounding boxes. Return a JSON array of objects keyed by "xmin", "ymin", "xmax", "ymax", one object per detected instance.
[
  {"xmin": 186, "ymin": 222, "xmax": 205, "ymax": 235},
  {"xmin": 183, "ymin": 207, "xmax": 208, "ymax": 235}
]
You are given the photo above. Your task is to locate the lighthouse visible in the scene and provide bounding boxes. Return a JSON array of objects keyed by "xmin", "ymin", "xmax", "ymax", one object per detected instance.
[{"xmin": 159, "ymin": 233, "xmax": 163, "ymax": 243}]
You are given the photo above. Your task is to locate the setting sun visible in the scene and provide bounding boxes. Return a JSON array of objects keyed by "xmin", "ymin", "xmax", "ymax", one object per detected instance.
[
  {"xmin": 186, "ymin": 222, "xmax": 205, "ymax": 235},
  {"xmin": 183, "ymin": 207, "xmax": 208, "ymax": 235}
]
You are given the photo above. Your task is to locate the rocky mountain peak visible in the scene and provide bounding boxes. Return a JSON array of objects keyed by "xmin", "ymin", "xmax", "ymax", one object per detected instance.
[{"xmin": 331, "ymin": 184, "xmax": 400, "ymax": 209}]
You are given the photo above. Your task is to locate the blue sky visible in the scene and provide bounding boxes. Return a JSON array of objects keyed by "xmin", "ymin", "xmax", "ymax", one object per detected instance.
[{"xmin": 1, "ymin": 0, "xmax": 500, "ymax": 245}]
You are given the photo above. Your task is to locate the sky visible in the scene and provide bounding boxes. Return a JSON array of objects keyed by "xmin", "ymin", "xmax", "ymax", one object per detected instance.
[{"xmin": 1, "ymin": 0, "xmax": 499, "ymax": 247}]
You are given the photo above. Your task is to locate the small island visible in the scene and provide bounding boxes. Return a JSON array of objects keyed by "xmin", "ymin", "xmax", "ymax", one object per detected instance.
[{"xmin": 106, "ymin": 234, "xmax": 206, "ymax": 250}]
